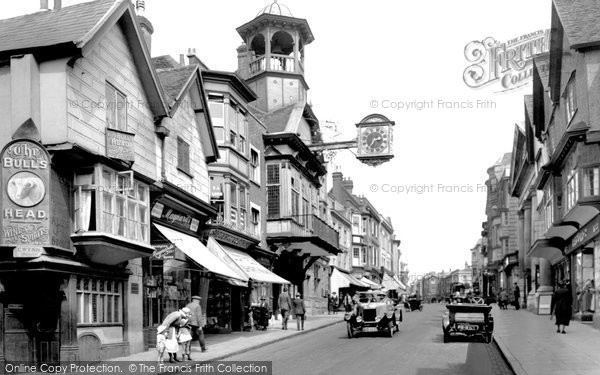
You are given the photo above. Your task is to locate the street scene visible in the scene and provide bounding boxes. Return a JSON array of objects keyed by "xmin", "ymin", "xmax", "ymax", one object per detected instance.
[{"xmin": 1, "ymin": 0, "xmax": 600, "ymax": 374}]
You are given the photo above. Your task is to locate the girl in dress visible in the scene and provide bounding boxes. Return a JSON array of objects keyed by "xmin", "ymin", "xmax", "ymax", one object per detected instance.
[{"xmin": 178, "ymin": 318, "xmax": 193, "ymax": 361}]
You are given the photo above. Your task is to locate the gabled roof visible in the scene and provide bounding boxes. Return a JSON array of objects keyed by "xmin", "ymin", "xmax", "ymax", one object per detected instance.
[
  {"xmin": 153, "ymin": 55, "xmax": 181, "ymax": 71},
  {"xmin": 554, "ymin": 0, "xmax": 600, "ymax": 49},
  {"xmin": 254, "ymin": 102, "xmax": 305, "ymax": 133},
  {"xmin": 0, "ymin": 0, "xmax": 168, "ymax": 119},
  {"xmin": 156, "ymin": 65, "xmax": 198, "ymax": 104},
  {"xmin": 0, "ymin": 0, "xmax": 117, "ymax": 53}
]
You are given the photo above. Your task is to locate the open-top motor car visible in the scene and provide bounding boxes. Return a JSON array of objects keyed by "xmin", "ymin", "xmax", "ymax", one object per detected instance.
[{"xmin": 345, "ymin": 291, "xmax": 403, "ymax": 338}]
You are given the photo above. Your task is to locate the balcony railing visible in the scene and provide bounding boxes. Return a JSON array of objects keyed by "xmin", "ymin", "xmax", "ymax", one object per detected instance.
[
  {"xmin": 248, "ymin": 54, "xmax": 303, "ymax": 77},
  {"xmin": 267, "ymin": 214, "xmax": 339, "ymax": 250},
  {"xmin": 208, "ymin": 214, "xmax": 260, "ymax": 240}
]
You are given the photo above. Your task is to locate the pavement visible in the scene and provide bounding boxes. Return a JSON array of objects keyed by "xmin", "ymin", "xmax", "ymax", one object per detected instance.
[
  {"xmin": 492, "ymin": 304, "xmax": 600, "ymax": 375},
  {"xmin": 108, "ymin": 314, "xmax": 343, "ymax": 363}
]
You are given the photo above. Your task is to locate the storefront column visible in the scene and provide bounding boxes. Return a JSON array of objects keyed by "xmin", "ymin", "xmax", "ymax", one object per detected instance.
[
  {"xmin": 517, "ymin": 210, "xmax": 525, "ymax": 307},
  {"xmin": 59, "ymin": 274, "xmax": 79, "ymax": 361},
  {"xmin": 522, "ymin": 202, "xmax": 532, "ymax": 307},
  {"xmin": 594, "ymin": 241, "xmax": 600, "ymax": 330}
]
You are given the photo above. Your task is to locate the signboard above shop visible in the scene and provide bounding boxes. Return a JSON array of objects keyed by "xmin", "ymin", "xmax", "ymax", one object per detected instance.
[
  {"xmin": 1, "ymin": 137, "xmax": 50, "ymax": 247},
  {"xmin": 151, "ymin": 202, "xmax": 201, "ymax": 234}
]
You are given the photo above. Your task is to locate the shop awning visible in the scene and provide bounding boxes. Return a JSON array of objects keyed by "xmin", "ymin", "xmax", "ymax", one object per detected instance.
[
  {"xmin": 381, "ymin": 274, "xmax": 401, "ymax": 290},
  {"xmin": 527, "ymin": 238, "xmax": 565, "ymax": 265},
  {"xmin": 220, "ymin": 245, "xmax": 290, "ymax": 284},
  {"xmin": 331, "ymin": 267, "xmax": 370, "ymax": 288},
  {"xmin": 359, "ymin": 277, "xmax": 382, "ymax": 290},
  {"xmin": 154, "ymin": 224, "xmax": 248, "ymax": 286},
  {"xmin": 393, "ymin": 275, "xmax": 407, "ymax": 291}
]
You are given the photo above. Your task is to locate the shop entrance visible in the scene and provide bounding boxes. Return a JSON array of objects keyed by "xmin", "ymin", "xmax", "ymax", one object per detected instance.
[{"xmin": 2, "ymin": 274, "xmax": 61, "ymax": 363}]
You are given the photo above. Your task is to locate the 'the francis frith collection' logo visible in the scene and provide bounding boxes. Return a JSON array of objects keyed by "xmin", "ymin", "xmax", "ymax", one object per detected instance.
[
  {"xmin": 463, "ymin": 29, "xmax": 550, "ymax": 92},
  {"xmin": 1, "ymin": 140, "xmax": 50, "ymax": 246}
]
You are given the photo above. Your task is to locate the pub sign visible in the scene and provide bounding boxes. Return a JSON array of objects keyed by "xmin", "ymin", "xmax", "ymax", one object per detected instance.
[{"xmin": 1, "ymin": 139, "xmax": 50, "ymax": 246}]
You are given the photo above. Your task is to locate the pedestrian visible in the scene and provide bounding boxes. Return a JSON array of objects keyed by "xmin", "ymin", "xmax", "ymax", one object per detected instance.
[
  {"xmin": 330, "ymin": 292, "xmax": 339, "ymax": 314},
  {"xmin": 278, "ymin": 287, "xmax": 293, "ymax": 330},
  {"xmin": 160, "ymin": 307, "xmax": 191, "ymax": 363},
  {"xmin": 177, "ymin": 317, "xmax": 193, "ymax": 361},
  {"xmin": 513, "ymin": 282, "xmax": 521, "ymax": 310},
  {"xmin": 156, "ymin": 325, "xmax": 168, "ymax": 362},
  {"xmin": 499, "ymin": 288, "xmax": 508, "ymax": 310},
  {"xmin": 342, "ymin": 292, "xmax": 353, "ymax": 312},
  {"xmin": 292, "ymin": 292, "xmax": 306, "ymax": 330},
  {"xmin": 185, "ymin": 296, "xmax": 207, "ymax": 356},
  {"xmin": 551, "ymin": 281, "xmax": 573, "ymax": 334}
]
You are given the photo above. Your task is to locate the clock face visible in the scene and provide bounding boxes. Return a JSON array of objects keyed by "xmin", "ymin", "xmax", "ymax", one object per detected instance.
[{"xmin": 360, "ymin": 126, "xmax": 389, "ymax": 154}]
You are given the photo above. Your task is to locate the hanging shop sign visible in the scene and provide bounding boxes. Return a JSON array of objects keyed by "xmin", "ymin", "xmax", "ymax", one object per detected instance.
[
  {"xmin": 106, "ymin": 128, "xmax": 135, "ymax": 162},
  {"xmin": 565, "ymin": 215, "xmax": 600, "ymax": 255},
  {"xmin": 1, "ymin": 139, "xmax": 50, "ymax": 247},
  {"xmin": 152, "ymin": 243, "xmax": 176, "ymax": 260}
]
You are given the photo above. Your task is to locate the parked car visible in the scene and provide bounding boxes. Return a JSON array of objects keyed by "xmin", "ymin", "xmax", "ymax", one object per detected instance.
[
  {"xmin": 442, "ymin": 297, "xmax": 493, "ymax": 343},
  {"xmin": 404, "ymin": 295, "xmax": 423, "ymax": 312},
  {"xmin": 345, "ymin": 291, "xmax": 403, "ymax": 338}
]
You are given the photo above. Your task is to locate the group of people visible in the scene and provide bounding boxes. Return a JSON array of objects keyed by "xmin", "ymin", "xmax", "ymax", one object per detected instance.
[
  {"xmin": 497, "ymin": 283, "xmax": 521, "ymax": 310},
  {"xmin": 277, "ymin": 287, "xmax": 307, "ymax": 331},
  {"xmin": 156, "ymin": 295, "xmax": 207, "ymax": 363}
]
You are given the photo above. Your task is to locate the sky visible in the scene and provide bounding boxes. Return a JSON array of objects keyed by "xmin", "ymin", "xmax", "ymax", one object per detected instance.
[{"xmin": 1, "ymin": 0, "xmax": 552, "ymax": 277}]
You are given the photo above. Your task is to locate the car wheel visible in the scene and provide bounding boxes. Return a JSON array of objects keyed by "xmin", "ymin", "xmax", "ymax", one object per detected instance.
[
  {"xmin": 419, "ymin": 305, "xmax": 423, "ymax": 311},
  {"xmin": 485, "ymin": 334, "xmax": 492, "ymax": 343},
  {"xmin": 346, "ymin": 323, "xmax": 354, "ymax": 339}
]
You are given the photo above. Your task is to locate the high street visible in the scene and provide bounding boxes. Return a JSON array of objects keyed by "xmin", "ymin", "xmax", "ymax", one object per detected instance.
[{"xmin": 229, "ymin": 304, "xmax": 513, "ymax": 375}]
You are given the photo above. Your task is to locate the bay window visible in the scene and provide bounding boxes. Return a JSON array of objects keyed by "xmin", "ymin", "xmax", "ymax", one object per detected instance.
[
  {"xmin": 74, "ymin": 166, "xmax": 149, "ymax": 243},
  {"xmin": 230, "ymin": 182, "xmax": 238, "ymax": 224},
  {"xmin": 583, "ymin": 166, "xmax": 600, "ymax": 197},
  {"xmin": 564, "ymin": 166, "xmax": 578, "ymax": 214},
  {"xmin": 250, "ymin": 147, "xmax": 260, "ymax": 184},
  {"xmin": 267, "ymin": 164, "xmax": 280, "ymax": 219},
  {"xmin": 544, "ymin": 183, "xmax": 554, "ymax": 231},
  {"xmin": 564, "ymin": 76, "xmax": 577, "ymax": 125}
]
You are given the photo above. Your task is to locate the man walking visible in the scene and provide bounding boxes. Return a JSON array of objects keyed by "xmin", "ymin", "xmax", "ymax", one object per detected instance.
[
  {"xmin": 513, "ymin": 282, "xmax": 521, "ymax": 310},
  {"xmin": 185, "ymin": 296, "xmax": 207, "ymax": 356},
  {"xmin": 278, "ymin": 287, "xmax": 293, "ymax": 330}
]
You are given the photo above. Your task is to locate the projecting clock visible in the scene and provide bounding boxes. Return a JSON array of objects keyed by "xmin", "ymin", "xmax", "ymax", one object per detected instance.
[
  {"xmin": 360, "ymin": 126, "xmax": 389, "ymax": 154},
  {"xmin": 355, "ymin": 114, "xmax": 395, "ymax": 166}
]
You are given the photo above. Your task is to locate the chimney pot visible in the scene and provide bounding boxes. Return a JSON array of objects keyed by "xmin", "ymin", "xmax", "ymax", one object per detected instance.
[
  {"xmin": 53, "ymin": 0, "xmax": 61, "ymax": 10},
  {"xmin": 179, "ymin": 54, "xmax": 185, "ymax": 66},
  {"xmin": 136, "ymin": 0, "xmax": 146, "ymax": 15},
  {"xmin": 40, "ymin": 0, "xmax": 49, "ymax": 10}
]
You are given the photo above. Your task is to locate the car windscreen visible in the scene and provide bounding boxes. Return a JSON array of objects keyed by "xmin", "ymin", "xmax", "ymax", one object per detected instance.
[{"xmin": 454, "ymin": 312, "xmax": 485, "ymax": 322}]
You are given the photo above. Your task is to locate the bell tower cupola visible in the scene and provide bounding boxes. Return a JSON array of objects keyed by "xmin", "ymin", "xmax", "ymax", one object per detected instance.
[{"xmin": 236, "ymin": 1, "xmax": 314, "ymax": 112}]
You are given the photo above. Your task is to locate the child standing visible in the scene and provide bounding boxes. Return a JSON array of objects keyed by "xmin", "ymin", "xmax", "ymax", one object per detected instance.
[
  {"xmin": 156, "ymin": 325, "xmax": 168, "ymax": 362},
  {"xmin": 177, "ymin": 318, "xmax": 193, "ymax": 361}
]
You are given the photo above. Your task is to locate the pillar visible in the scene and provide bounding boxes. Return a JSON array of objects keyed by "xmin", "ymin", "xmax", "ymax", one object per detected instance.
[
  {"xmin": 593, "ymin": 241, "xmax": 600, "ymax": 330},
  {"xmin": 523, "ymin": 201, "xmax": 532, "ymax": 307},
  {"xmin": 59, "ymin": 274, "xmax": 79, "ymax": 361}
]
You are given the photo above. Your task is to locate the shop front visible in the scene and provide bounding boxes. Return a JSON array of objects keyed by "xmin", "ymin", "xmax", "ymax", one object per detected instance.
[
  {"xmin": 143, "ymin": 195, "xmax": 249, "ymax": 348},
  {"xmin": 563, "ymin": 214, "xmax": 599, "ymax": 322}
]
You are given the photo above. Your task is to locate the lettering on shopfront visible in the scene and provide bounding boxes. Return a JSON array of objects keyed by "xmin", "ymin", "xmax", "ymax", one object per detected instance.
[
  {"xmin": 1, "ymin": 139, "xmax": 50, "ymax": 247},
  {"xmin": 571, "ymin": 216, "xmax": 600, "ymax": 250},
  {"xmin": 152, "ymin": 202, "xmax": 200, "ymax": 233}
]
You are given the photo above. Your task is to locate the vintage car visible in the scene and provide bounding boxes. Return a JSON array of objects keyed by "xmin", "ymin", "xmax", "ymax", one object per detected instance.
[
  {"xmin": 404, "ymin": 295, "xmax": 423, "ymax": 312},
  {"xmin": 345, "ymin": 291, "xmax": 403, "ymax": 338},
  {"xmin": 442, "ymin": 297, "xmax": 493, "ymax": 343}
]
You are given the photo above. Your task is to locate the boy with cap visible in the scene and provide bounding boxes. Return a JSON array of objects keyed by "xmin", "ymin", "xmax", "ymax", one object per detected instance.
[{"xmin": 185, "ymin": 295, "xmax": 207, "ymax": 356}]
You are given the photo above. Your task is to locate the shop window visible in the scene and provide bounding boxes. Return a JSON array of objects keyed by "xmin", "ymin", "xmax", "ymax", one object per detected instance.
[
  {"xmin": 105, "ymin": 83, "xmax": 127, "ymax": 131},
  {"xmin": 77, "ymin": 277, "xmax": 122, "ymax": 325},
  {"xmin": 74, "ymin": 166, "xmax": 149, "ymax": 243},
  {"xmin": 177, "ymin": 137, "xmax": 191, "ymax": 176}
]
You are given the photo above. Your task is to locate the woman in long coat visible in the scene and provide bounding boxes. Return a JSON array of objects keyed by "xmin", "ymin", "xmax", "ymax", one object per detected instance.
[{"xmin": 551, "ymin": 282, "xmax": 573, "ymax": 334}]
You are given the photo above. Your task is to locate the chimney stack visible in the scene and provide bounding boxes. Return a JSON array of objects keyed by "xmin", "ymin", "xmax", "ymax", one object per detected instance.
[
  {"xmin": 179, "ymin": 54, "xmax": 185, "ymax": 66},
  {"xmin": 236, "ymin": 43, "xmax": 249, "ymax": 79},
  {"xmin": 54, "ymin": 0, "xmax": 61, "ymax": 10},
  {"xmin": 136, "ymin": 0, "xmax": 154, "ymax": 53},
  {"xmin": 40, "ymin": 0, "xmax": 49, "ymax": 11},
  {"xmin": 342, "ymin": 177, "xmax": 354, "ymax": 194}
]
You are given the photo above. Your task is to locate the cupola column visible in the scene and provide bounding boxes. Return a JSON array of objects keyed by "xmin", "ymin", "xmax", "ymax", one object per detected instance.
[
  {"xmin": 293, "ymin": 30, "xmax": 299, "ymax": 72},
  {"xmin": 265, "ymin": 27, "xmax": 272, "ymax": 72}
]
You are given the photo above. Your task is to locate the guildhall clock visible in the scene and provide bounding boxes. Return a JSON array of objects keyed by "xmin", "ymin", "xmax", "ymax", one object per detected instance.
[{"xmin": 356, "ymin": 114, "xmax": 395, "ymax": 166}]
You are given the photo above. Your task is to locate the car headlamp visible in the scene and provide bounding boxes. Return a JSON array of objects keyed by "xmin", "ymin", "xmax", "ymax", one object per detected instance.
[{"xmin": 356, "ymin": 316, "xmax": 363, "ymax": 323}]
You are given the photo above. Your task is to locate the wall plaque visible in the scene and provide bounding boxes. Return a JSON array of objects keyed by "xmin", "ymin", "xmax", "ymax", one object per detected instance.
[
  {"xmin": 106, "ymin": 128, "xmax": 135, "ymax": 162},
  {"xmin": 13, "ymin": 245, "xmax": 44, "ymax": 258},
  {"xmin": 1, "ymin": 140, "xmax": 50, "ymax": 246}
]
